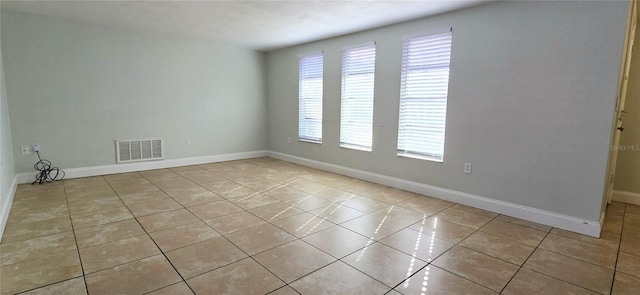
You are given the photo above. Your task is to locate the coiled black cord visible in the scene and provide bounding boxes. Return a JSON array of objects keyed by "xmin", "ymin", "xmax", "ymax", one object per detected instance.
[{"xmin": 32, "ymin": 151, "xmax": 65, "ymax": 184}]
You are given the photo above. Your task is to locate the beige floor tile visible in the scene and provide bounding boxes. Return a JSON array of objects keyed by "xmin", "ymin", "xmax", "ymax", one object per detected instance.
[
  {"xmin": 198, "ymin": 180, "xmax": 242, "ymax": 195},
  {"xmin": 79, "ymin": 235, "xmax": 160, "ymax": 273},
  {"xmin": 451, "ymin": 204, "xmax": 499, "ymax": 218},
  {"xmin": 248, "ymin": 202, "xmax": 305, "ymax": 221},
  {"xmin": 253, "ymin": 240, "xmax": 335, "ymax": 283},
  {"xmin": 502, "ymin": 268, "xmax": 598, "ymax": 295},
  {"xmin": 187, "ymin": 200, "xmax": 243, "ymax": 219},
  {"xmin": 617, "ymin": 252, "xmax": 640, "ymax": 278},
  {"xmin": 396, "ymin": 196, "xmax": 454, "ymax": 215},
  {"xmin": 220, "ymin": 186, "xmax": 260, "ymax": 199},
  {"xmin": 0, "ymin": 250, "xmax": 82, "ymax": 295},
  {"xmin": 620, "ymin": 234, "xmax": 640, "ymax": 256},
  {"xmin": 19, "ymin": 277, "xmax": 87, "ymax": 295},
  {"xmin": 119, "ymin": 190, "xmax": 171, "ymax": 206},
  {"xmin": 314, "ymin": 187, "xmax": 358, "ymax": 202},
  {"xmin": 289, "ymin": 261, "xmax": 389, "ymax": 295},
  {"xmin": 550, "ymin": 228, "xmax": 620, "ymax": 250},
  {"xmin": 459, "ymin": 231, "xmax": 535, "ymax": 265},
  {"xmin": 622, "ymin": 223, "xmax": 640, "ymax": 239},
  {"xmin": 395, "ymin": 265, "xmax": 496, "ymax": 295},
  {"xmin": 0, "ymin": 232, "xmax": 76, "ymax": 267},
  {"xmin": 6, "ymin": 204, "xmax": 69, "ymax": 223},
  {"xmin": 343, "ymin": 242, "xmax": 427, "ymax": 287},
  {"xmin": 433, "ymin": 207, "xmax": 493, "ymax": 229},
  {"xmin": 308, "ymin": 204, "xmax": 367, "ymax": 224},
  {"xmin": 602, "ymin": 214, "xmax": 624, "ymax": 234},
  {"xmin": 147, "ymin": 282, "xmax": 194, "ymax": 295},
  {"xmin": 341, "ymin": 196, "xmax": 392, "ymax": 213},
  {"xmin": 367, "ymin": 206, "xmax": 426, "ymax": 227},
  {"xmin": 495, "ymin": 215, "xmax": 552, "ymax": 232},
  {"xmin": 271, "ymin": 212, "xmax": 335, "ymax": 238},
  {"xmin": 245, "ymin": 180, "xmax": 281, "ymax": 191},
  {"xmin": 103, "ymin": 172, "xmax": 143, "ymax": 181},
  {"xmin": 70, "ymin": 206, "xmax": 134, "ymax": 229},
  {"xmin": 284, "ymin": 195, "xmax": 334, "ymax": 211},
  {"xmin": 612, "ymin": 272, "xmax": 640, "ymax": 295},
  {"xmin": 67, "ymin": 196, "xmax": 125, "ymax": 215},
  {"xmin": 149, "ymin": 220, "xmax": 219, "ymax": 252},
  {"xmin": 288, "ymin": 178, "xmax": 326, "ymax": 194},
  {"xmin": 137, "ymin": 208, "xmax": 200, "ymax": 233},
  {"xmin": 186, "ymin": 258, "xmax": 285, "ymax": 295},
  {"xmin": 166, "ymin": 236, "xmax": 247, "ymax": 278},
  {"xmin": 479, "ymin": 219, "xmax": 546, "ymax": 247},
  {"xmin": 523, "ymin": 249, "xmax": 614, "ymax": 294},
  {"xmin": 152, "ymin": 178, "xmax": 195, "ymax": 190},
  {"xmin": 341, "ymin": 214, "xmax": 407, "ymax": 241},
  {"xmin": 380, "ymin": 228, "xmax": 453, "ymax": 263},
  {"xmin": 230, "ymin": 194, "xmax": 281, "ymax": 210},
  {"xmin": 1, "ymin": 216, "xmax": 73, "ymax": 244},
  {"xmin": 366, "ymin": 188, "xmax": 418, "ymax": 204},
  {"xmin": 204, "ymin": 211, "xmax": 266, "ymax": 235},
  {"xmin": 85, "ymin": 255, "xmax": 181, "ymax": 295},
  {"xmin": 539, "ymin": 233, "xmax": 617, "ymax": 269},
  {"xmin": 265, "ymin": 187, "xmax": 308, "ymax": 201},
  {"xmin": 126, "ymin": 198, "xmax": 183, "ymax": 217},
  {"xmin": 432, "ymin": 246, "xmax": 518, "ymax": 292},
  {"xmin": 303, "ymin": 226, "xmax": 372, "ymax": 258},
  {"xmin": 164, "ymin": 187, "xmax": 223, "ymax": 207},
  {"xmin": 74, "ymin": 219, "xmax": 145, "ymax": 249},
  {"xmin": 409, "ymin": 216, "xmax": 476, "ymax": 244},
  {"xmin": 269, "ymin": 286, "xmax": 300, "ymax": 295},
  {"xmin": 226, "ymin": 223, "xmax": 297, "ymax": 255}
]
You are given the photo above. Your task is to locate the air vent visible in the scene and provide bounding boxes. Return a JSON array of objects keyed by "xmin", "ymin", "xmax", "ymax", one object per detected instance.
[{"xmin": 115, "ymin": 139, "xmax": 163, "ymax": 164}]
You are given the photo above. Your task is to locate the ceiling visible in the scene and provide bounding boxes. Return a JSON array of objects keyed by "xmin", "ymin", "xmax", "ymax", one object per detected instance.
[{"xmin": 1, "ymin": 0, "xmax": 492, "ymax": 51}]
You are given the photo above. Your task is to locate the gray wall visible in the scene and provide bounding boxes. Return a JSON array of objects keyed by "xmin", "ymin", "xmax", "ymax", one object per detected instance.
[
  {"xmin": 614, "ymin": 19, "xmax": 640, "ymax": 195},
  {"xmin": 1, "ymin": 10, "xmax": 267, "ymax": 173},
  {"xmin": 267, "ymin": 0, "xmax": 628, "ymax": 221},
  {"xmin": 1, "ymin": 6, "xmax": 17, "ymax": 237}
]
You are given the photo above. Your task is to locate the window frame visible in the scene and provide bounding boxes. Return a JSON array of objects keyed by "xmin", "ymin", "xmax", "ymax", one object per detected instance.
[
  {"xmin": 340, "ymin": 42, "xmax": 377, "ymax": 152},
  {"xmin": 298, "ymin": 51, "xmax": 324, "ymax": 144},
  {"xmin": 397, "ymin": 30, "xmax": 453, "ymax": 162}
]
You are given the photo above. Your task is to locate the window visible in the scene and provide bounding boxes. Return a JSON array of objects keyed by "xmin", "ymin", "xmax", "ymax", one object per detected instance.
[
  {"xmin": 298, "ymin": 53, "xmax": 324, "ymax": 143},
  {"xmin": 340, "ymin": 43, "xmax": 376, "ymax": 151},
  {"xmin": 397, "ymin": 31, "xmax": 452, "ymax": 162}
]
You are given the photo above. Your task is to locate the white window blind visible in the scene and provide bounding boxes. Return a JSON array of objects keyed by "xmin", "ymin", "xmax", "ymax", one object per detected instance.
[
  {"xmin": 397, "ymin": 31, "xmax": 452, "ymax": 162},
  {"xmin": 340, "ymin": 44, "xmax": 376, "ymax": 151},
  {"xmin": 298, "ymin": 53, "xmax": 324, "ymax": 143}
]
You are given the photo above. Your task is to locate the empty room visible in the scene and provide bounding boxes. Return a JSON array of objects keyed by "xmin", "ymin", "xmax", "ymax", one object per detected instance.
[{"xmin": 0, "ymin": 0, "xmax": 639, "ymax": 294}]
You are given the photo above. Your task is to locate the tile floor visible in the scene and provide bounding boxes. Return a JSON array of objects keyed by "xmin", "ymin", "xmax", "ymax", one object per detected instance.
[{"xmin": 0, "ymin": 157, "xmax": 638, "ymax": 295}]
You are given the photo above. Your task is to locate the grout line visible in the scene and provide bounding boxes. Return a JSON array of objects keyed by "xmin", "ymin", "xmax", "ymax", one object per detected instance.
[
  {"xmin": 610, "ymin": 202, "xmax": 627, "ymax": 295},
  {"xmin": 61, "ymin": 179, "xmax": 91, "ymax": 295},
  {"xmin": 104, "ymin": 173, "xmax": 197, "ymax": 295}
]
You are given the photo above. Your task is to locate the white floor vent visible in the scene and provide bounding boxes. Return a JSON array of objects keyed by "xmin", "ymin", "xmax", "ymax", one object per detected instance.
[{"xmin": 115, "ymin": 139, "xmax": 163, "ymax": 164}]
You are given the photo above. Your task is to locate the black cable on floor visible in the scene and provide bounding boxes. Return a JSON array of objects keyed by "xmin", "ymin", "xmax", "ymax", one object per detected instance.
[{"xmin": 32, "ymin": 151, "xmax": 65, "ymax": 184}]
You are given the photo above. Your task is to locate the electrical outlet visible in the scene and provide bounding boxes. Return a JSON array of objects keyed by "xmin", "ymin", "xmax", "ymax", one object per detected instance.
[
  {"xmin": 32, "ymin": 144, "xmax": 41, "ymax": 152},
  {"xmin": 287, "ymin": 137, "xmax": 291, "ymax": 144},
  {"xmin": 20, "ymin": 146, "xmax": 30, "ymax": 155},
  {"xmin": 464, "ymin": 163, "xmax": 472, "ymax": 174},
  {"xmin": 185, "ymin": 138, "xmax": 191, "ymax": 146}
]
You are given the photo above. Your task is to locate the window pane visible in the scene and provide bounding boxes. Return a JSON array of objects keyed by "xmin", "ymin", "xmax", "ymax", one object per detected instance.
[
  {"xmin": 398, "ymin": 32, "xmax": 452, "ymax": 161},
  {"xmin": 340, "ymin": 44, "xmax": 376, "ymax": 151},
  {"xmin": 299, "ymin": 53, "xmax": 324, "ymax": 143}
]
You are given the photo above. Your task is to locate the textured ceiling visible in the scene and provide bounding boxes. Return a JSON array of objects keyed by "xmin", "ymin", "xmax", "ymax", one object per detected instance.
[{"xmin": 1, "ymin": 0, "xmax": 492, "ymax": 51}]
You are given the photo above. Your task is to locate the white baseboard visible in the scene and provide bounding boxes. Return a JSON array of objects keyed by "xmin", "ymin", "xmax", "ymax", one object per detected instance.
[
  {"xmin": 267, "ymin": 151, "xmax": 601, "ymax": 237},
  {"xmin": 16, "ymin": 150, "xmax": 268, "ymax": 184},
  {"xmin": 0, "ymin": 175, "xmax": 18, "ymax": 242},
  {"xmin": 613, "ymin": 190, "xmax": 640, "ymax": 206}
]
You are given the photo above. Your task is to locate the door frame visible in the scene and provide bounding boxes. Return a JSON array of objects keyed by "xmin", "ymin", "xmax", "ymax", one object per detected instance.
[{"xmin": 605, "ymin": 0, "xmax": 637, "ymax": 208}]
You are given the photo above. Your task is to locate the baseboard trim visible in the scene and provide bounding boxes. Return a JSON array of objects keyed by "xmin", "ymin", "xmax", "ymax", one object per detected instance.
[
  {"xmin": 16, "ymin": 150, "xmax": 268, "ymax": 184},
  {"xmin": 612, "ymin": 190, "xmax": 640, "ymax": 206},
  {"xmin": 267, "ymin": 151, "xmax": 601, "ymax": 237},
  {"xmin": 1, "ymin": 175, "xmax": 18, "ymax": 242}
]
